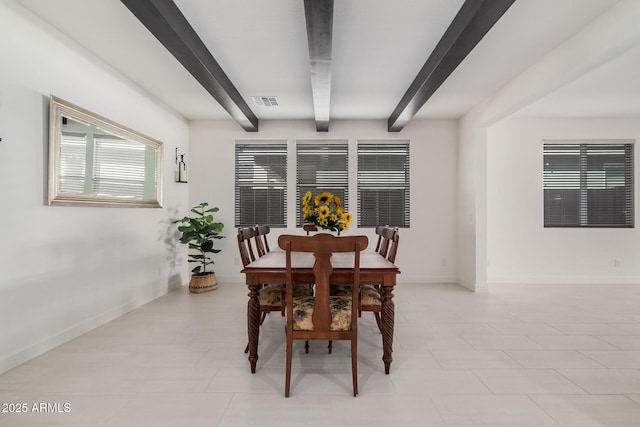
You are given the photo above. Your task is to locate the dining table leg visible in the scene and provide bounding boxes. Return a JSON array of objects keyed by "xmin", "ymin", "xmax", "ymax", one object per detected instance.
[
  {"xmin": 381, "ymin": 284, "xmax": 395, "ymax": 374},
  {"xmin": 247, "ymin": 284, "xmax": 261, "ymax": 373}
]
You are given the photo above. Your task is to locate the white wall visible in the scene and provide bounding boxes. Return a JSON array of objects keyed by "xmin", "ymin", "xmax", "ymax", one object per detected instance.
[
  {"xmin": 487, "ymin": 118, "xmax": 640, "ymax": 284},
  {"xmin": 188, "ymin": 118, "xmax": 458, "ymax": 285},
  {"xmin": 0, "ymin": 0, "xmax": 189, "ymax": 374}
]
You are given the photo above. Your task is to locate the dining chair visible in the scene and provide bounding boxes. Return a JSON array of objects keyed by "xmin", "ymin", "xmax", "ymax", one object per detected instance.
[
  {"xmin": 237, "ymin": 227, "xmax": 284, "ymax": 346},
  {"xmin": 254, "ymin": 224, "xmax": 271, "ymax": 257},
  {"xmin": 239, "ymin": 227, "xmax": 314, "ymax": 353},
  {"xmin": 332, "ymin": 225, "xmax": 397, "ymax": 327},
  {"xmin": 374, "ymin": 224, "xmax": 396, "ymax": 258},
  {"xmin": 278, "ymin": 233, "xmax": 368, "ymax": 397},
  {"xmin": 360, "ymin": 228, "xmax": 399, "ymax": 332}
]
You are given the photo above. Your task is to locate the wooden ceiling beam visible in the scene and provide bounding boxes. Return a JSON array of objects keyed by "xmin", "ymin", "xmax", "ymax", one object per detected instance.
[
  {"xmin": 121, "ymin": 0, "xmax": 258, "ymax": 131},
  {"xmin": 387, "ymin": 0, "xmax": 516, "ymax": 132},
  {"xmin": 303, "ymin": 0, "xmax": 333, "ymax": 132}
]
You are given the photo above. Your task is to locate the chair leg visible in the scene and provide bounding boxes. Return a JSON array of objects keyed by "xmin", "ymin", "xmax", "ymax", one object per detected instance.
[
  {"xmin": 373, "ymin": 312, "xmax": 382, "ymax": 333},
  {"xmin": 327, "ymin": 340, "xmax": 333, "ymax": 354},
  {"xmin": 244, "ymin": 343, "xmax": 249, "ymax": 353},
  {"xmin": 259, "ymin": 311, "xmax": 268, "ymax": 325},
  {"xmin": 285, "ymin": 333, "xmax": 292, "ymax": 397},
  {"xmin": 351, "ymin": 337, "xmax": 358, "ymax": 397},
  {"xmin": 304, "ymin": 340, "xmax": 310, "ymax": 353}
]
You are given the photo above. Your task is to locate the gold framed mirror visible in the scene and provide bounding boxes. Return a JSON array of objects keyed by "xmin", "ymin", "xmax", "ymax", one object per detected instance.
[{"xmin": 48, "ymin": 96, "xmax": 163, "ymax": 207}]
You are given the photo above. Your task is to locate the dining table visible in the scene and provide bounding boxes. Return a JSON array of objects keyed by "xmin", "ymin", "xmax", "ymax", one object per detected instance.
[{"xmin": 242, "ymin": 248, "xmax": 400, "ymax": 374}]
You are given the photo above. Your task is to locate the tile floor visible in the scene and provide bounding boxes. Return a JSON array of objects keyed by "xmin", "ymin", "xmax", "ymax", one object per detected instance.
[{"xmin": 2, "ymin": 283, "xmax": 640, "ymax": 426}]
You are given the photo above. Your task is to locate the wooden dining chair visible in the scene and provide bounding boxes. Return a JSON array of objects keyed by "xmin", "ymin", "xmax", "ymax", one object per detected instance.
[
  {"xmin": 361, "ymin": 228, "xmax": 399, "ymax": 332},
  {"xmin": 254, "ymin": 224, "xmax": 271, "ymax": 257},
  {"xmin": 278, "ymin": 233, "xmax": 368, "ymax": 397},
  {"xmin": 374, "ymin": 225, "xmax": 396, "ymax": 258},
  {"xmin": 239, "ymin": 227, "xmax": 314, "ymax": 353},
  {"xmin": 237, "ymin": 227, "xmax": 284, "ymax": 343}
]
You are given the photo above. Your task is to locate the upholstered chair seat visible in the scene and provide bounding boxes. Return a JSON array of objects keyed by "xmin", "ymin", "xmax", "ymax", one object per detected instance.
[
  {"xmin": 259, "ymin": 284, "xmax": 313, "ymax": 306},
  {"xmin": 360, "ymin": 285, "xmax": 382, "ymax": 306},
  {"xmin": 330, "ymin": 284, "xmax": 352, "ymax": 297},
  {"xmin": 289, "ymin": 295, "xmax": 352, "ymax": 331}
]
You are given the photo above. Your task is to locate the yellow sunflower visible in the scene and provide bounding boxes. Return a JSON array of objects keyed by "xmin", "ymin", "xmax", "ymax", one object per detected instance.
[
  {"xmin": 345, "ymin": 212, "xmax": 353, "ymax": 223},
  {"xmin": 302, "ymin": 191, "xmax": 312, "ymax": 206},
  {"xmin": 334, "ymin": 196, "xmax": 342, "ymax": 208},
  {"xmin": 314, "ymin": 191, "xmax": 333, "ymax": 206},
  {"xmin": 317, "ymin": 205, "xmax": 330, "ymax": 219}
]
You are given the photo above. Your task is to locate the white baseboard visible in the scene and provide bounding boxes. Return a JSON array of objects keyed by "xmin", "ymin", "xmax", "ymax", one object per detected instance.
[{"xmin": 489, "ymin": 275, "xmax": 640, "ymax": 285}]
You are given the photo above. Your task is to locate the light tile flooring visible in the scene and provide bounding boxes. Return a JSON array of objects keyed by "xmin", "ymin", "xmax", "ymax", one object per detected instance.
[{"xmin": 2, "ymin": 283, "xmax": 640, "ymax": 426}]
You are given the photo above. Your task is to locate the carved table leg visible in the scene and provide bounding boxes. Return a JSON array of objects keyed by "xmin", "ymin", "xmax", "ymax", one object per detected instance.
[
  {"xmin": 381, "ymin": 285, "xmax": 395, "ymax": 374},
  {"xmin": 247, "ymin": 284, "xmax": 261, "ymax": 373}
]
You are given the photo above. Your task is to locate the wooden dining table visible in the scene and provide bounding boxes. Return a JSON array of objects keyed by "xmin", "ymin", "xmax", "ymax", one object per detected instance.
[{"xmin": 242, "ymin": 249, "xmax": 400, "ymax": 374}]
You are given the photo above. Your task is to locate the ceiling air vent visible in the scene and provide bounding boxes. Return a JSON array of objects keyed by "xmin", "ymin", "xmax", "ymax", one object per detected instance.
[{"xmin": 252, "ymin": 96, "xmax": 279, "ymax": 107}]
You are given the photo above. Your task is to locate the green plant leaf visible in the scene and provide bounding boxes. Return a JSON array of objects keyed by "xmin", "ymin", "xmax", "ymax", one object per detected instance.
[
  {"xmin": 191, "ymin": 266, "xmax": 202, "ymax": 274},
  {"xmin": 201, "ymin": 240, "xmax": 214, "ymax": 252}
]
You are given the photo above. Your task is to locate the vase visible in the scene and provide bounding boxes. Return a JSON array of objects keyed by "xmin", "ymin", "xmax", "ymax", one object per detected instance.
[{"xmin": 189, "ymin": 272, "xmax": 218, "ymax": 293}]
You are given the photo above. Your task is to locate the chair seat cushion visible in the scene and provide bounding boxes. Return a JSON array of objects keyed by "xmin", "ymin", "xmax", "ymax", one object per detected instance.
[
  {"xmin": 258, "ymin": 284, "xmax": 283, "ymax": 306},
  {"xmin": 361, "ymin": 285, "xmax": 381, "ymax": 306},
  {"xmin": 290, "ymin": 295, "xmax": 352, "ymax": 331},
  {"xmin": 259, "ymin": 284, "xmax": 313, "ymax": 306},
  {"xmin": 330, "ymin": 284, "xmax": 352, "ymax": 296}
]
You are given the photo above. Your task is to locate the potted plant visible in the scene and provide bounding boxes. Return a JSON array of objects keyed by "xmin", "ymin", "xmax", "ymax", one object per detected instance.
[{"xmin": 173, "ymin": 202, "xmax": 224, "ymax": 293}]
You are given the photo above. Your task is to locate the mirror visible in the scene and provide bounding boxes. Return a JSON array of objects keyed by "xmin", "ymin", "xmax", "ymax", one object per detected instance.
[{"xmin": 48, "ymin": 96, "xmax": 163, "ymax": 207}]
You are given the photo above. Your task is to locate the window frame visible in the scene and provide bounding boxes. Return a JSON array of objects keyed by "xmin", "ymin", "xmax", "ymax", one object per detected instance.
[
  {"xmin": 235, "ymin": 140, "xmax": 288, "ymax": 228},
  {"xmin": 543, "ymin": 139, "xmax": 634, "ymax": 228},
  {"xmin": 357, "ymin": 140, "xmax": 411, "ymax": 228},
  {"xmin": 295, "ymin": 140, "xmax": 349, "ymax": 226}
]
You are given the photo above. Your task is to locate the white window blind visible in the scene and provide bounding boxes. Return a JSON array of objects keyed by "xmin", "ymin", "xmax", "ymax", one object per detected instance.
[
  {"xmin": 357, "ymin": 140, "xmax": 410, "ymax": 227},
  {"xmin": 235, "ymin": 141, "xmax": 287, "ymax": 227},
  {"xmin": 59, "ymin": 132, "xmax": 87, "ymax": 194},
  {"xmin": 296, "ymin": 140, "xmax": 348, "ymax": 226},
  {"xmin": 93, "ymin": 135, "xmax": 147, "ymax": 198},
  {"xmin": 544, "ymin": 141, "xmax": 634, "ymax": 228}
]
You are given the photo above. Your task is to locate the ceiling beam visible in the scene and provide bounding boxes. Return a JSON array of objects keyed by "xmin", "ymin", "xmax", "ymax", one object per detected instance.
[
  {"xmin": 387, "ymin": 0, "xmax": 516, "ymax": 132},
  {"xmin": 120, "ymin": 0, "xmax": 258, "ymax": 131},
  {"xmin": 303, "ymin": 0, "xmax": 333, "ymax": 132}
]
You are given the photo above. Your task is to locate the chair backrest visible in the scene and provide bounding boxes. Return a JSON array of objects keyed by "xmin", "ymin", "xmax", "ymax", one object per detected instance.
[
  {"xmin": 386, "ymin": 229, "xmax": 400, "ymax": 263},
  {"xmin": 237, "ymin": 227, "xmax": 258, "ymax": 267},
  {"xmin": 254, "ymin": 224, "xmax": 271, "ymax": 257},
  {"xmin": 374, "ymin": 225, "xmax": 396, "ymax": 257},
  {"xmin": 278, "ymin": 234, "xmax": 368, "ymax": 333}
]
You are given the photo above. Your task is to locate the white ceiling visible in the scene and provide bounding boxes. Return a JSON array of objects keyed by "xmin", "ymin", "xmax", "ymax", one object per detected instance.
[{"xmin": 17, "ymin": 0, "xmax": 632, "ymax": 124}]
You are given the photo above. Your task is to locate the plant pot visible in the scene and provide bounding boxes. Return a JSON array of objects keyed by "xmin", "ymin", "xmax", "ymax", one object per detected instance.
[{"xmin": 189, "ymin": 272, "xmax": 218, "ymax": 293}]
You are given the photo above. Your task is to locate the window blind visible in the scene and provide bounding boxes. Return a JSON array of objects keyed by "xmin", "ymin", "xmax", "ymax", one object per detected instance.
[
  {"xmin": 357, "ymin": 141, "xmax": 410, "ymax": 227},
  {"xmin": 296, "ymin": 140, "xmax": 348, "ymax": 225},
  {"xmin": 543, "ymin": 141, "xmax": 634, "ymax": 228},
  {"xmin": 235, "ymin": 141, "xmax": 287, "ymax": 227},
  {"xmin": 59, "ymin": 132, "xmax": 87, "ymax": 194},
  {"xmin": 94, "ymin": 135, "xmax": 147, "ymax": 198}
]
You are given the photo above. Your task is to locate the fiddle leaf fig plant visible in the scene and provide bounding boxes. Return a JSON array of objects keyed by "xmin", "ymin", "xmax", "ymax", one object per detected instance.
[{"xmin": 172, "ymin": 202, "xmax": 224, "ymax": 275}]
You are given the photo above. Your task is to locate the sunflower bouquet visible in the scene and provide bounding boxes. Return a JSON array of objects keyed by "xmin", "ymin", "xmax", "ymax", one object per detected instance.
[{"xmin": 302, "ymin": 191, "xmax": 353, "ymax": 232}]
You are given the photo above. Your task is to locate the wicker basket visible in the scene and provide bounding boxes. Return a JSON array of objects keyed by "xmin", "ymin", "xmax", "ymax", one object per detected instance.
[{"xmin": 189, "ymin": 272, "xmax": 218, "ymax": 293}]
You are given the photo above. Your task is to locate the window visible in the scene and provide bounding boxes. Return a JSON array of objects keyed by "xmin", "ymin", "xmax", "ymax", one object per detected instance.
[
  {"xmin": 235, "ymin": 141, "xmax": 287, "ymax": 227},
  {"xmin": 296, "ymin": 140, "xmax": 348, "ymax": 225},
  {"xmin": 543, "ymin": 141, "xmax": 634, "ymax": 228},
  {"xmin": 357, "ymin": 140, "xmax": 410, "ymax": 227}
]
